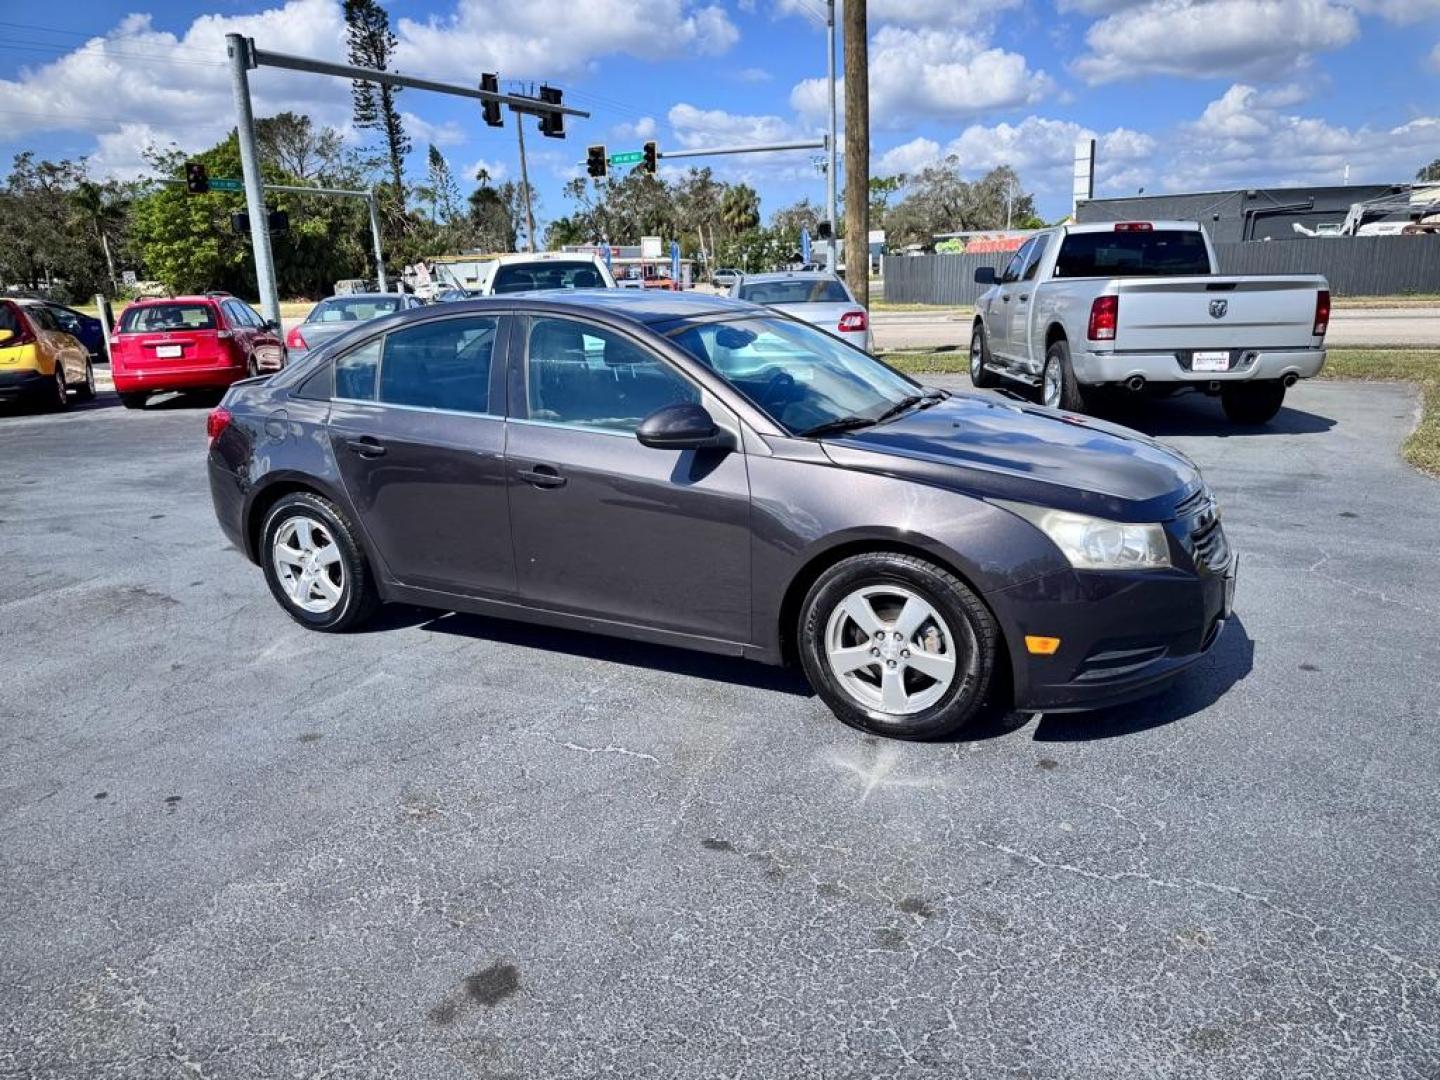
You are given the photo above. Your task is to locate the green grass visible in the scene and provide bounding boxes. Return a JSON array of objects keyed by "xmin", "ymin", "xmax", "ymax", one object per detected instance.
[
  {"xmin": 1332, "ymin": 295, "xmax": 1440, "ymax": 309},
  {"xmin": 869, "ymin": 301, "xmax": 968, "ymax": 313},
  {"xmin": 878, "ymin": 348, "xmax": 1440, "ymax": 477}
]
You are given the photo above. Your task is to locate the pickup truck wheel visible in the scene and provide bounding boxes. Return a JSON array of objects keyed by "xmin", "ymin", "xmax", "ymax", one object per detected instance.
[
  {"xmin": 1221, "ymin": 381, "xmax": 1286, "ymax": 424},
  {"xmin": 969, "ymin": 323, "xmax": 998, "ymax": 388},
  {"xmin": 1042, "ymin": 340, "xmax": 1088, "ymax": 413}
]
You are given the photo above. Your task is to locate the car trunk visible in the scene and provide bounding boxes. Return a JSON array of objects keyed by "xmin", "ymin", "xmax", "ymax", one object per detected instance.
[
  {"xmin": 1110, "ymin": 276, "xmax": 1325, "ymax": 351},
  {"xmin": 292, "ymin": 322, "xmax": 357, "ymax": 351},
  {"xmin": 769, "ymin": 302, "xmax": 864, "ymax": 336},
  {"xmin": 117, "ymin": 328, "xmax": 234, "ymax": 370}
]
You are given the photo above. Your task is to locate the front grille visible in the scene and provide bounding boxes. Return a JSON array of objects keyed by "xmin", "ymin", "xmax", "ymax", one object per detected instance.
[{"xmin": 1190, "ymin": 515, "xmax": 1230, "ymax": 571}]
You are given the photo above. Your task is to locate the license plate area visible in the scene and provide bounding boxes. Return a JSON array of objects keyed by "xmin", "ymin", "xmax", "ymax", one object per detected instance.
[
  {"xmin": 155, "ymin": 344, "xmax": 183, "ymax": 359},
  {"xmin": 1192, "ymin": 350, "xmax": 1230, "ymax": 373}
]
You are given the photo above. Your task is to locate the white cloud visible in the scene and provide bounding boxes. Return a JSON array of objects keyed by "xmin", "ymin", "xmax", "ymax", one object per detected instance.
[
  {"xmin": 612, "ymin": 116, "xmax": 658, "ymax": 142},
  {"xmin": 1349, "ymin": 0, "xmax": 1440, "ymax": 21},
  {"xmin": 736, "ymin": 67, "xmax": 773, "ymax": 83},
  {"xmin": 395, "ymin": 0, "xmax": 738, "ymax": 81},
  {"xmin": 793, "ymin": 27, "xmax": 1050, "ymax": 127},
  {"xmin": 1073, "ymin": 0, "xmax": 1358, "ymax": 83},
  {"xmin": 404, "ymin": 113, "xmax": 467, "ymax": 149},
  {"xmin": 667, "ymin": 103, "xmax": 805, "ymax": 148},
  {"xmin": 464, "ymin": 158, "xmax": 509, "ymax": 184},
  {"xmin": 876, "ymin": 137, "xmax": 942, "ymax": 176}
]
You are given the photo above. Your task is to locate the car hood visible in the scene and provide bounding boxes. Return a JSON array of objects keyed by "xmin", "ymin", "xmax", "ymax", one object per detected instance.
[{"xmin": 820, "ymin": 393, "xmax": 1201, "ymax": 521}]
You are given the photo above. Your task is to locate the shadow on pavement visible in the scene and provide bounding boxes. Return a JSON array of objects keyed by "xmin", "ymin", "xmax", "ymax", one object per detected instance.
[{"xmin": 1092, "ymin": 392, "xmax": 1336, "ymax": 438}]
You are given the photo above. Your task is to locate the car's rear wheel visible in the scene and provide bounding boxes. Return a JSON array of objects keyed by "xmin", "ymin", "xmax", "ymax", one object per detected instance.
[
  {"xmin": 118, "ymin": 391, "xmax": 148, "ymax": 410},
  {"xmin": 74, "ymin": 359, "xmax": 96, "ymax": 402},
  {"xmin": 1221, "ymin": 381, "xmax": 1286, "ymax": 424},
  {"xmin": 46, "ymin": 363, "xmax": 70, "ymax": 411},
  {"xmin": 969, "ymin": 323, "xmax": 998, "ymax": 388},
  {"xmin": 261, "ymin": 491, "xmax": 378, "ymax": 632},
  {"xmin": 1041, "ymin": 339, "xmax": 1087, "ymax": 413},
  {"xmin": 798, "ymin": 553, "xmax": 997, "ymax": 740}
]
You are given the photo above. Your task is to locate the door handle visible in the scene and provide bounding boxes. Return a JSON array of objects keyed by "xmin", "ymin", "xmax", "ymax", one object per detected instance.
[
  {"xmin": 1000, "ymin": 294, "xmax": 1011, "ymax": 302},
  {"xmin": 344, "ymin": 436, "xmax": 386, "ymax": 458},
  {"xmin": 519, "ymin": 464, "xmax": 567, "ymax": 489},
  {"xmin": 1018, "ymin": 293, "xmax": 1030, "ymax": 302}
]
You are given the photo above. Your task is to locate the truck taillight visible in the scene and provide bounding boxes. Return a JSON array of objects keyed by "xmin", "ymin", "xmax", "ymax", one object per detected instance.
[
  {"xmin": 1114, "ymin": 222, "xmax": 1153, "ymax": 232},
  {"xmin": 206, "ymin": 406, "xmax": 232, "ymax": 444},
  {"xmin": 286, "ymin": 324, "xmax": 308, "ymax": 349},
  {"xmin": 1313, "ymin": 289, "xmax": 1330, "ymax": 337},
  {"xmin": 1087, "ymin": 295, "xmax": 1119, "ymax": 341},
  {"xmin": 838, "ymin": 310, "xmax": 868, "ymax": 333}
]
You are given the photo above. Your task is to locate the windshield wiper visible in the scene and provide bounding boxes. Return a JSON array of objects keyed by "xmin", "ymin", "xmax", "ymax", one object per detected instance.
[
  {"xmin": 798, "ymin": 415, "xmax": 882, "ymax": 438},
  {"xmin": 871, "ymin": 394, "xmax": 926, "ymax": 425}
]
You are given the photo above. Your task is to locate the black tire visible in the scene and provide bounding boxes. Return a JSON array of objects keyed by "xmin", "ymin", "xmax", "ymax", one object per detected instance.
[
  {"xmin": 260, "ymin": 491, "xmax": 379, "ymax": 632},
  {"xmin": 246, "ymin": 354, "xmax": 260, "ymax": 378},
  {"xmin": 46, "ymin": 363, "xmax": 71, "ymax": 412},
  {"xmin": 797, "ymin": 553, "xmax": 999, "ymax": 740},
  {"xmin": 969, "ymin": 322, "xmax": 998, "ymax": 388},
  {"xmin": 1041, "ymin": 339, "xmax": 1088, "ymax": 413},
  {"xmin": 73, "ymin": 359, "xmax": 96, "ymax": 402},
  {"xmin": 1221, "ymin": 381, "xmax": 1286, "ymax": 425},
  {"xmin": 118, "ymin": 391, "xmax": 148, "ymax": 410}
]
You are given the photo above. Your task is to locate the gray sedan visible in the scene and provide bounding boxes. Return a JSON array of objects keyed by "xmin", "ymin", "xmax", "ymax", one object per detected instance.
[
  {"xmin": 285, "ymin": 293, "xmax": 424, "ymax": 360},
  {"xmin": 730, "ymin": 271, "xmax": 873, "ymax": 353}
]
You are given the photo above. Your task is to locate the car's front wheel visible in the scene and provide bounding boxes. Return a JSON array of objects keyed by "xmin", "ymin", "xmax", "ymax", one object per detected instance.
[
  {"xmin": 969, "ymin": 322, "xmax": 998, "ymax": 388},
  {"xmin": 261, "ymin": 491, "xmax": 379, "ymax": 632},
  {"xmin": 1221, "ymin": 381, "xmax": 1286, "ymax": 424},
  {"xmin": 798, "ymin": 553, "xmax": 998, "ymax": 740}
]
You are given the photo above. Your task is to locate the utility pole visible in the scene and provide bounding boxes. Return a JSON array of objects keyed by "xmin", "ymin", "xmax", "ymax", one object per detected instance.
[
  {"xmin": 842, "ymin": 0, "xmax": 869, "ymax": 307},
  {"xmin": 515, "ymin": 109, "xmax": 537, "ymax": 253},
  {"xmin": 826, "ymin": 0, "xmax": 839, "ymax": 273},
  {"xmin": 225, "ymin": 34, "xmax": 281, "ymax": 329}
]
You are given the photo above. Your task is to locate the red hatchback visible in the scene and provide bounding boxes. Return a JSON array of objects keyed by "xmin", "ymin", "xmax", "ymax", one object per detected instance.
[{"xmin": 110, "ymin": 294, "xmax": 284, "ymax": 409}]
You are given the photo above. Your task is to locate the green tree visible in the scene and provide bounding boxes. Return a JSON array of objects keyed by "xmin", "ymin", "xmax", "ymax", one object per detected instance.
[
  {"xmin": 0, "ymin": 154, "xmax": 107, "ymax": 299},
  {"xmin": 468, "ymin": 168, "xmax": 517, "ymax": 252},
  {"xmin": 720, "ymin": 183, "xmax": 761, "ymax": 236},
  {"xmin": 1418, "ymin": 159, "xmax": 1440, "ymax": 182},
  {"xmin": 69, "ymin": 179, "xmax": 128, "ymax": 294},
  {"xmin": 868, "ymin": 174, "xmax": 905, "ymax": 228},
  {"xmin": 344, "ymin": 0, "xmax": 410, "ymax": 194},
  {"xmin": 255, "ymin": 112, "xmax": 345, "ymax": 182},
  {"xmin": 769, "ymin": 197, "xmax": 822, "ymax": 243},
  {"xmin": 426, "ymin": 145, "xmax": 462, "ymax": 225}
]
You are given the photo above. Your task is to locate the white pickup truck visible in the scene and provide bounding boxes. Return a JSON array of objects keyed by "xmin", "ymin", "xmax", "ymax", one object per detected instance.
[{"xmin": 970, "ymin": 220, "xmax": 1330, "ymax": 424}]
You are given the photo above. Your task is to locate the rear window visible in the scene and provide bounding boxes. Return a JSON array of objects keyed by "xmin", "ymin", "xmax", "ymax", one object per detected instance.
[
  {"xmin": 119, "ymin": 303, "xmax": 216, "ymax": 332},
  {"xmin": 491, "ymin": 261, "xmax": 607, "ymax": 294},
  {"xmin": 737, "ymin": 279, "xmax": 850, "ymax": 304},
  {"xmin": 307, "ymin": 297, "xmax": 403, "ymax": 323},
  {"xmin": 0, "ymin": 303, "xmax": 24, "ymax": 337},
  {"xmin": 1054, "ymin": 230, "xmax": 1212, "ymax": 278}
]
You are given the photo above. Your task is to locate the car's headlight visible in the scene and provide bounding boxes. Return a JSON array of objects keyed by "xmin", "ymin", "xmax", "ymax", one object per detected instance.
[{"xmin": 996, "ymin": 501, "xmax": 1171, "ymax": 570}]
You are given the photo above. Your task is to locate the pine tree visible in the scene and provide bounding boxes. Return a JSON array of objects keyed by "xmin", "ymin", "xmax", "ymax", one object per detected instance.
[{"xmin": 344, "ymin": 0, "xmax": 410, "ymax": 194}]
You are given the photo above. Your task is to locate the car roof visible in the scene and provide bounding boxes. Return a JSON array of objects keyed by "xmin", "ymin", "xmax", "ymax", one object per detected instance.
[
  {"xmin": 129, "ymin": 295, "xmax": 224, "ymax": 305},
  {"xmin": 321, "ymin": 292, "xmax": 400, "ymax": 301},
  {"xmin": 492, "ymin": 252, "xmax": 603, "ymax": 265},
  {"xmin": 375, "ymin": 289, "xmax": 756, "ymax": 328},
  {"xmin": 739, "ymin": 271, "xmax": 841, "ymax": 282}
]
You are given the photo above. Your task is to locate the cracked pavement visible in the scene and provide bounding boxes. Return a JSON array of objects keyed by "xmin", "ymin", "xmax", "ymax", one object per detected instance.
[{"xmin": 1, "ymin": 381, "xmax": 1437, "ymax": 1078}]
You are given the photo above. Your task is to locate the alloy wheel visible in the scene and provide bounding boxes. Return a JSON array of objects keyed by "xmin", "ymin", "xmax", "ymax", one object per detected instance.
[
  {"xmin": 969, "ymin": 334, "xmax": 984, "ymax": 380},
  {"xmin": 55, "ymin": 365, "xmax": 68, "ymax": 406},
  {"xmin": 824, "ymin": 584, "xmax": 958, "ymax": 716},
  {"xmin": 1042, "ymin": 357, "xmax": 1063, "ymax": 408},
  {"xmin": 271, "ymin": 515, "xmax": 345, "ymax": 614}
]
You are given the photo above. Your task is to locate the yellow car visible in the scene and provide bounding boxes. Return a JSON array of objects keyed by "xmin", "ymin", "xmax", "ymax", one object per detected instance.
[{"xmin": 0, "ymin": 299, "xmax": 96, "ymax": 411}]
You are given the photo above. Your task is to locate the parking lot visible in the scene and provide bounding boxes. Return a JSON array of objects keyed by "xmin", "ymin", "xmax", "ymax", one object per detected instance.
[{"xmin": 3, "ymin": 380, "xmax": 1438, "ymax": 1077}]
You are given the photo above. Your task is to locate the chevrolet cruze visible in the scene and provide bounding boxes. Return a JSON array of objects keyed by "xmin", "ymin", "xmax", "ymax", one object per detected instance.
[{"xmin": 207, "ymin": 292, "xmax": 1236, "ymax": 740}]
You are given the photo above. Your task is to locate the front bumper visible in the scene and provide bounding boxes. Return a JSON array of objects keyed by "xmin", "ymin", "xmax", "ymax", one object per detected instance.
[
  {"xmin": 990, "ymin": 547, "xmax": 1234, "ymax": 713},
  {"xmin": 1075, "ymin": 347, "xmax": 1325, "ymax": 386},
  {"xmin": 0, "ymin": 368, "xmax": 51, "ymax": 400}
]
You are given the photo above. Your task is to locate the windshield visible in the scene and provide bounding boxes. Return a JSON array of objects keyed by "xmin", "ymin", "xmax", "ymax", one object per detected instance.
[
  {"xmin": 118, "ymin": 304, "xmax": 216, "ymax": 332},
  {"xmin": 492, "ymin": 261, "xmax": 608, "ymax": 294},
  {"xmin": 307, "ymin": 297, "xmax": 402, "ymax": 323},
  {"xmin": 737, "ymin": 279, "xmax": 850, "ymax": 304},
  {"xmin": 666, "ymin": 315, "xmax": 919, "ymax": 436},
  {"xmin": 1054, "ymin": 230, "xmax": 1211, "ymax": 277}
]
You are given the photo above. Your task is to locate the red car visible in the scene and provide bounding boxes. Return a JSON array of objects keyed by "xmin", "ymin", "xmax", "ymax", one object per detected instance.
[{"xmin": 110, "ymin": 293, "xmax": 284, "ymax": 409}]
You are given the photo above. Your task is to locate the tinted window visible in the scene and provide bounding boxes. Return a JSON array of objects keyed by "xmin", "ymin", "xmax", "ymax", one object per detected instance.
[
  {"xmin": 221, "ymin": 300, "xmax": 246, "ymax": 328},
  {"xmin": 0, "ymin": 303, "xmax": 23, "ymax": 336},
  {"xmin": 525, "ymin": 317, "xmax": 697, "ymax": 432},
  {"xmin": 1055, "ymin": 230, "xmax": 1212, "ymax": 277},
  {"xmin": 378, "ymin": 316, "xmax": 496, "ymax": 413},
  {"xmin": 334, "ymin": 338, "xmax": 381, "ymax": 400},
  {"xmin": 737, "ymin": 279, "xmax": 850, "ymax": 304},
  {"xmin": 493, "ymin": 262, "xmax": 606, "ymax": 294},
  {"xmin": 1021, "ymin": 235, "xmax": 1049, "ymax": 281},
  {"xmin": 26, "ymin": 305, "xmax": 59, "ymax": 332},
  {"xmin": 999, "ymin": 240, "xmax": 1033, "ymax": 285},
  {"xmin": 119, "ymin": 304, "xmax": 216, "ymax": 332},
  {"xmin": 239, "ymin": 302, "xmax": 265, "ymax": 327},
  {"xmin": 49, "ymin": 306, "xmax": 83, "ymax": 333},
  {"xmin": 308, "ymin": 296, "xmax": 403, "ymax": 323}
]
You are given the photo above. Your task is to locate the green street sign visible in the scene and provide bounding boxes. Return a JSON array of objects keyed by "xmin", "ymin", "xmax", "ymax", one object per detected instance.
[
  {"xmin": 208, "ymin": 177, "xmax": 244, "ymax": 192},
  {"xmin": 608, "ymin": 151, "xmax": 644, "ymax": 166}
]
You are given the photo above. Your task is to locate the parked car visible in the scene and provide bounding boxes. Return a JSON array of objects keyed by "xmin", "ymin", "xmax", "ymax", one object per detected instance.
[
  {"xmin": 432, "ymin": 288, "xmax": 474, "ymax": 303},
  {"xmin": 730, "ymin": 271, "xmax": 872, "ymax": 353},
  {"xmin": 111, "ymin": 294, "xmax": 284, "ymax": 410},
  {"xmin": 0, "ymin": 298, "xmax": 96, "ymax": 410},
  {"xmin": 19, "ymin": 300, "xmax": 106, "ymax": 363},
  {"xmin": 284, "ymin": 292, "xmax": 424, "ymax": 362},
  {"xmin": 711, "ymin": 268, "xmax": 742, "ymax": 288},
  {"xmin": 208, "ymin": 291, "xmax": 1235, "ymax": 741},
  {"xmin": 466, "ymin": 252, "xmax": 616, "ymax": 295},
  {"xmin": 971, "ymin": 220, "xmax": 1329, "ymax": 423}
]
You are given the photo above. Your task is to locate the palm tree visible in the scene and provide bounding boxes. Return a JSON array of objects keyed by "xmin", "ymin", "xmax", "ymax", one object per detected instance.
[
  {"xmin": 720, "ymin": 184, "xmax": 761, "ymax": 237},
  {"xmin": 70, "ymin": 180, "xmax": 125, "ymax": 293}
]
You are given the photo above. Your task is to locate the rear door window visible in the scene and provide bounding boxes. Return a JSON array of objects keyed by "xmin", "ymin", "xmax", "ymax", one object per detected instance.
[
  {"xmin": 1054, "ymin": 230, "xmax": 1212, "ymax": 277},
  {"xmin": 334, "ymin": 338, "xmax": 381, "ymax": 400},
  {"xmin": 120, "ymin": 304, "xmax": 217, "ymax": 332},
  {"xmin": 377, "ymin": 316, "xmax": 497, "ymax": 414}
]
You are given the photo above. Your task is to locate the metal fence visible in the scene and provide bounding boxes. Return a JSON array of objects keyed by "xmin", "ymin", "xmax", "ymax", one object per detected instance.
[{"xmin": 881, "ymin": 236, "xmax": 1440, "ymax": 303}]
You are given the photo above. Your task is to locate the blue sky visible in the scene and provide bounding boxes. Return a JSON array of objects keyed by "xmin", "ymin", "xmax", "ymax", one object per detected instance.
[{"xmin": 1, "ymin": 0, "xmax": 1436, "ymax": 227}]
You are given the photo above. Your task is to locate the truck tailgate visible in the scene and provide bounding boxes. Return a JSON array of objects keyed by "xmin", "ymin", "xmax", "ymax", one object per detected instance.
[{"xmin": 1111, "ymin": 276, "xmax": 1325, "ymax": 351}]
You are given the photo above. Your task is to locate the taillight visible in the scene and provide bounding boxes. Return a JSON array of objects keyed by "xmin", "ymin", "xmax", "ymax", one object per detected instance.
[
  {"xmin": 1114, "ymin": 222, "xmax": 1153, "ymax": 232},
  {"xmin": 1088, "ymin": 295, "xmax": 1119, "ymax": 341},
  {"xmin": 838, "ymin": 310, "xmax": 868, "ymax": 333},
  {"xmin": 286, "ymin": 324, "xmax": 308, "ymax": 349},
  {"xmin": 206, "ymin": 407, "xmax": 232, "ymax": 443},
  {"xmin": 1313, "ymin": 289, "xmax": 1330, "ymax": 337}
]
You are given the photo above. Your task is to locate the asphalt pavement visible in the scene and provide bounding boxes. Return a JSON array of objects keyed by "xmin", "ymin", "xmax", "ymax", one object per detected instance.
[{"xmin": 2, "ymin": 380, "xmax": 1438, "ymax": 1078}]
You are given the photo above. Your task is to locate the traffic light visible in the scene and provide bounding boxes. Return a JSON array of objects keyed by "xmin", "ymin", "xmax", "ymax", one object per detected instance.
[
  {"xmin": 185, "ymin": 161, "xmax": 209, "ymax": 195},
  {"xmin": 537, "ymin": 85, "xmax": 564, "ymax": 138},
  {"xmin": 586, "ymin": 145, "xmax": 608, "ymax": 180},
  {"xmin": 642, "ymin": 141, "xmax": 658, "ymax": 174},
  {"xmin": 268, "ymin": 210, "xmax": 289, "ymax": 235},
  {"xmin": 480, "ymin": 73, "xmax": 503, "ymax": 128}
]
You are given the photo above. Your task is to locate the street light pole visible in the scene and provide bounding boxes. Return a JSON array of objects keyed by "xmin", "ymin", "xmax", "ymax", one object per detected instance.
[
  {"xmin": 225, "ymin": 34, "xmax": 281, "ymax": 329},
  {"xmin": 826, "ymin": 0, "xmax": 839, "ymax": 272}
]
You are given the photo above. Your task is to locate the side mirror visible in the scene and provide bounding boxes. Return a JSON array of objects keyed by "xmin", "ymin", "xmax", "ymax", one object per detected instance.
[
  {"xmin": 973, "ymin": 266, "xmax": 998, "ymax": 285},
  {"xmin": 264, "ymin": 319, "xmax": 281, "ymax": 333},
  {"xmin": 636, "ymin": 402, "xmax": 733, "ymax": 451}
]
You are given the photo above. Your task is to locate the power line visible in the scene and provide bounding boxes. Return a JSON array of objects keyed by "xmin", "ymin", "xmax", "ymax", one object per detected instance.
[
  {"xmin": 0, "ymin": 19, "xmax": 220, "ymax": 57},
  {"xmin": 0, "ymin": 40, "xmax": 225, "ymax": 68}
]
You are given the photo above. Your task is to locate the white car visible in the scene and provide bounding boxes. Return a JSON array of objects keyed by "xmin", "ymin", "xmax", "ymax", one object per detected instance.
[
  {"xmin": 711, "ymin": 268, "xmax": 742, "ymax": 288},
  {"xmin": 730, "ymin": 271, "xmax": 872, "ymax": 353},
  {"xmin": 469, "ymin": 252, "xmax": 616, "ymax": 295}
]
